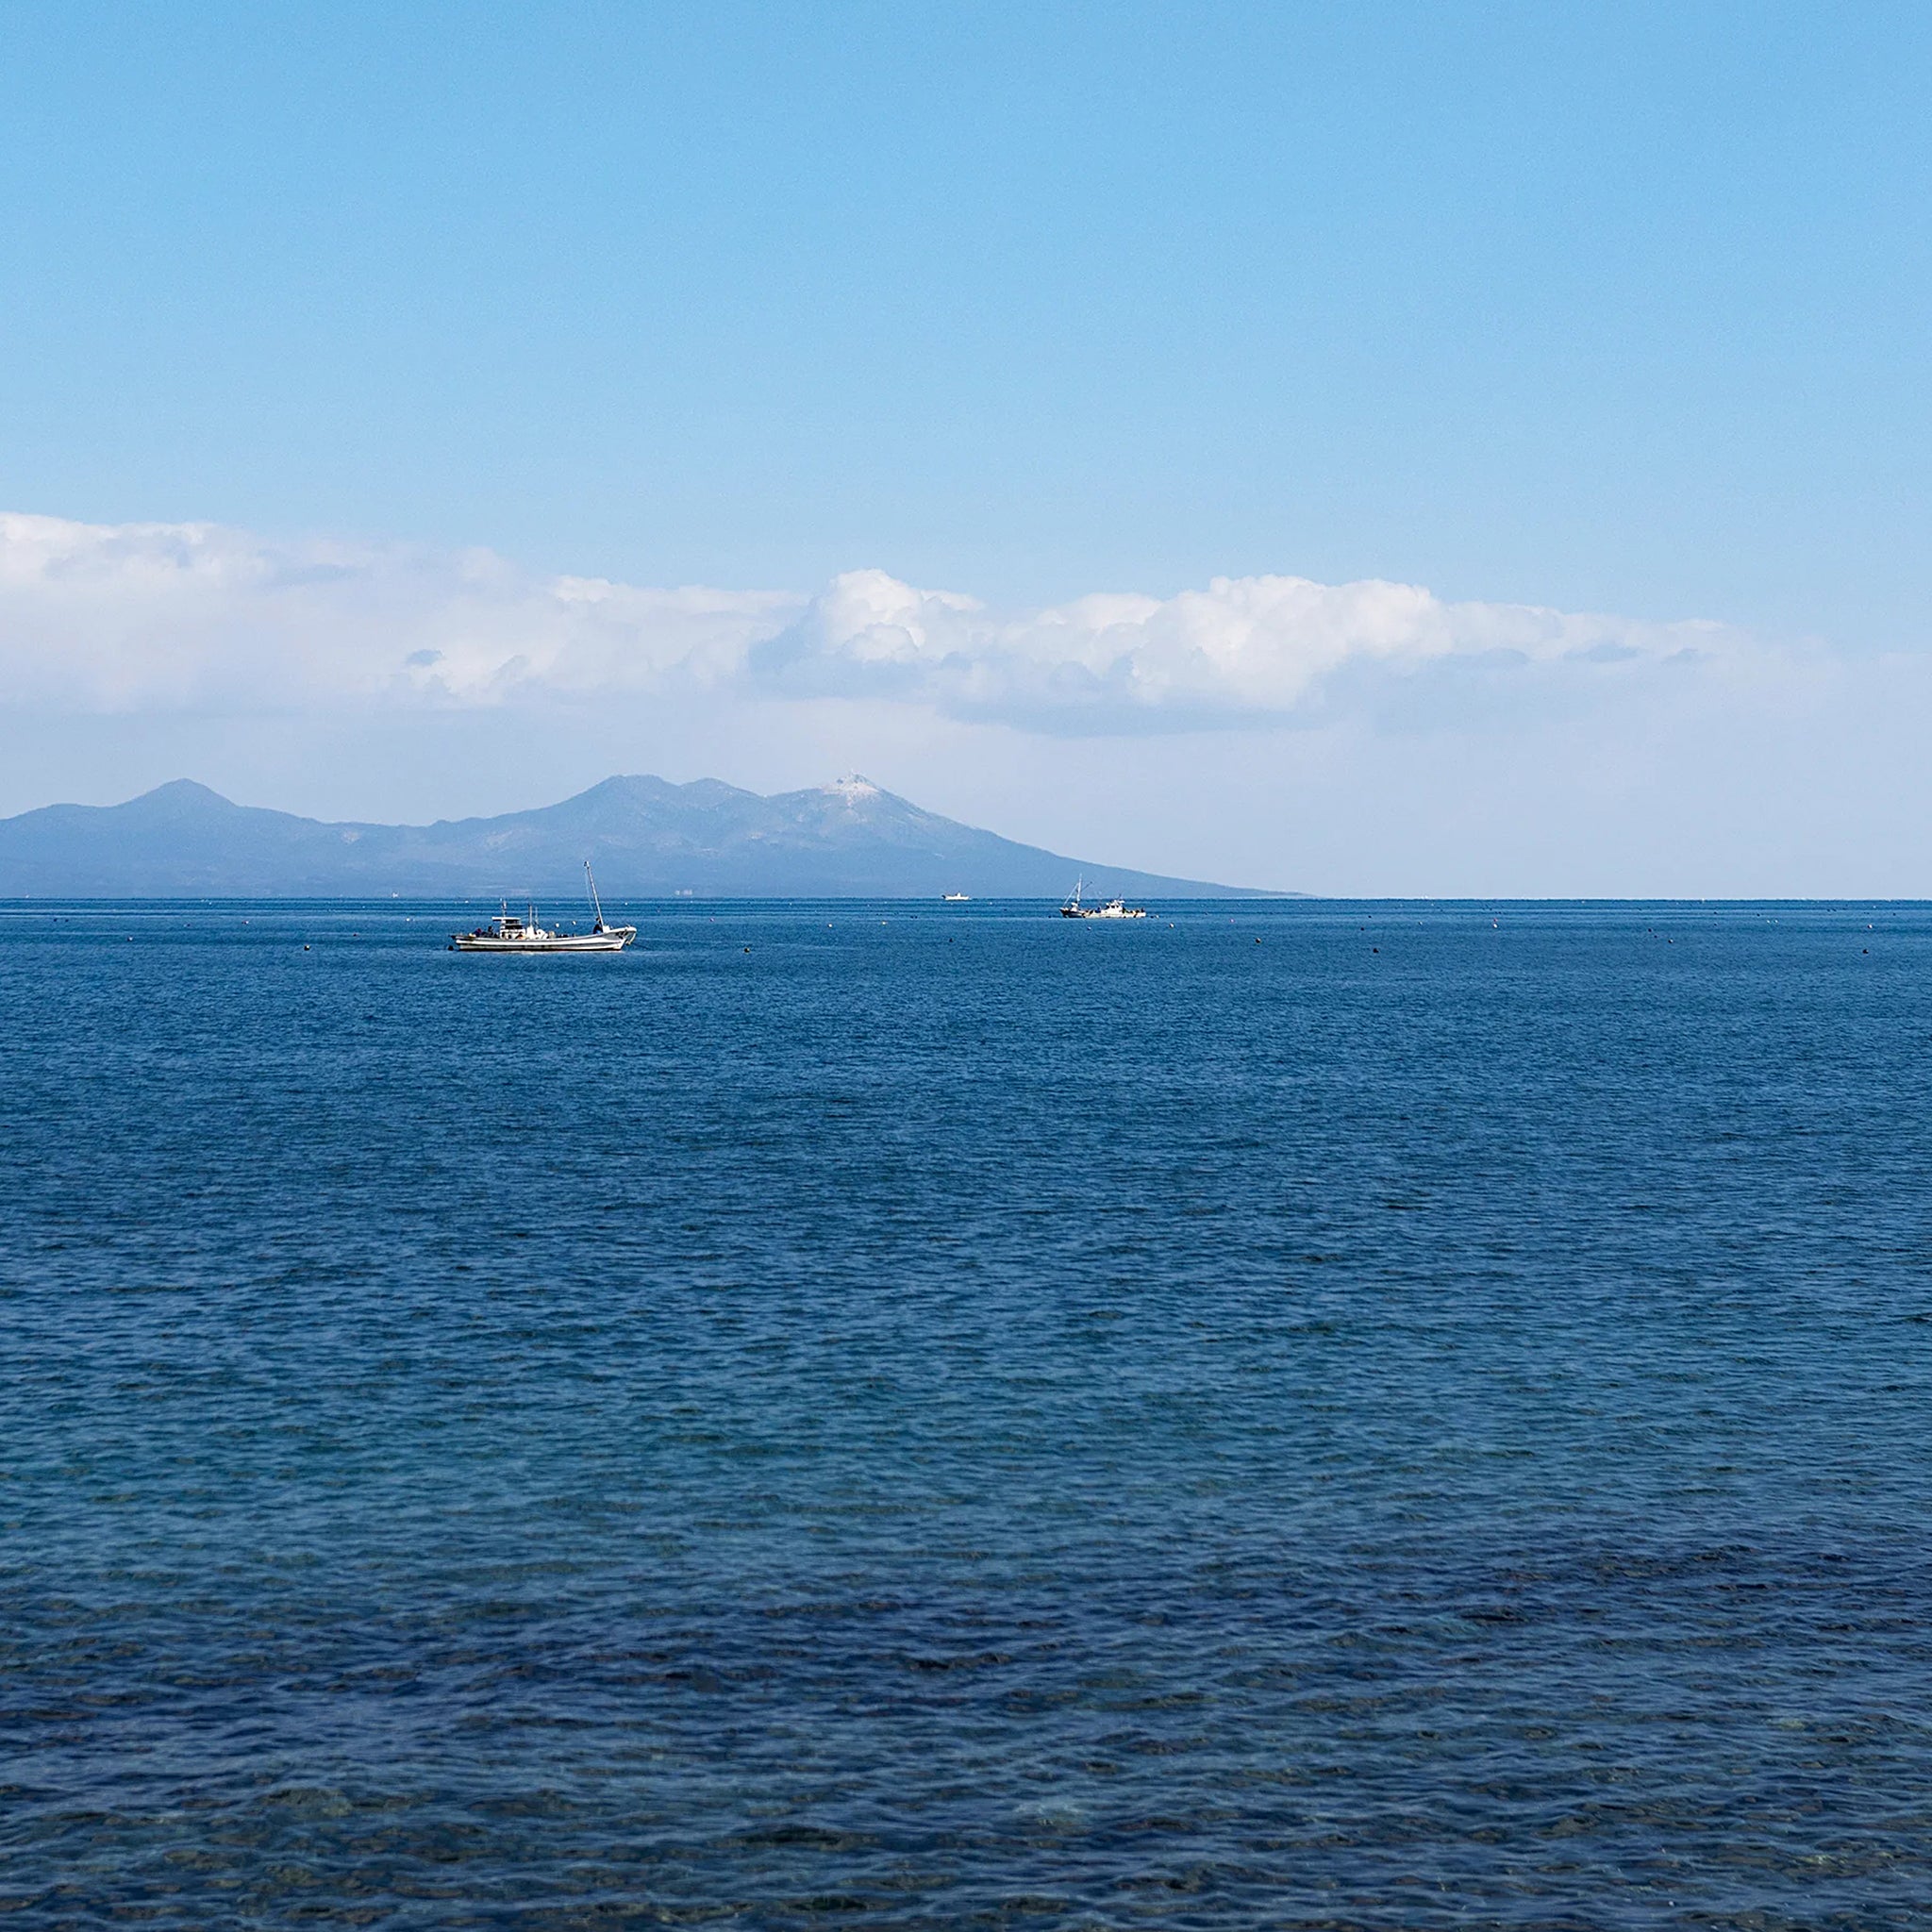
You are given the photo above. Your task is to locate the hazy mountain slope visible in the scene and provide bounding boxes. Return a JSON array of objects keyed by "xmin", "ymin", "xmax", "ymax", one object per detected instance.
[{"xmin": 0, "ymin": 774, "xmax": 1273, "ymax": 897}]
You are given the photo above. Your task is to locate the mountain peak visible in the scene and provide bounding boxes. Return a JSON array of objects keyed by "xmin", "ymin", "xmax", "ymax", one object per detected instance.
[
  {"xmin": 123, "ymin": 779, "xmax": 241, "ymax": 819},
  {"xmin": 824, "ymin": 774, "xmax": 882, "ymax": 804},
  {"xmin": 137, "ymin": 779, "xmax": 233, "ymax": 806}
]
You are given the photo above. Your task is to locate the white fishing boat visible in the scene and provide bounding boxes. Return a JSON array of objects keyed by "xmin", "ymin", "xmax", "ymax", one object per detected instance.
[
  {"xmin": 942, "ymin": 891, "xmax": 972, "ymax": 902},
  {"xmin": 451, "ymin": 862, "xmax": 637, "ymax": 952},
  {"xmin": 1060, "ymin": 877, "xmax": 1148, "ymax": 920}
]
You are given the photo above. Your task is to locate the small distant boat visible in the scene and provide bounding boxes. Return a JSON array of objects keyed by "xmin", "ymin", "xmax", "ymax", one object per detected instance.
[
  {"xmin": 942, "ymin": 891, "xmax": 972, "ymax": 902},
  {"xmin": 451, "ymin": 861, "xmax": 637, "ymax": 952},
  {"xmin": 1060, "ymin": 877, "xmax": 1148, "ymax": 920}
]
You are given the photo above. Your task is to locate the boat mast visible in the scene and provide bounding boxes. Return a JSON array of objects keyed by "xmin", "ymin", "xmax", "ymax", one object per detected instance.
[{"xmin": 585, "ymin": 858, "xmax": 607, "ymax": 933}]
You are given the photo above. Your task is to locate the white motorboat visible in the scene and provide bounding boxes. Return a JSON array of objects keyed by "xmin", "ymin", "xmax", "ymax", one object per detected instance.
[
  {"xmin": 1059, "ymin": 877, "xmax": 1148, "ymax": 920},
  {"xmin": 451, "ymin": 862, "xmax": 637, "ymax": 952},
  {"xmin": 942, "ymin": 891, "xmax": 972, "ymax": 902}
]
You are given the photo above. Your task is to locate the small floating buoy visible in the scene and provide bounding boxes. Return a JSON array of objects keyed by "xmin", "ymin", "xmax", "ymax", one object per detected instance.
[
  {"xmin": 305, "ymin": 944, "xmax": 311, "ymax": 951},
  {"xmin": 743, "ymin": 945, "xmax": 752, "ymax": 953}
]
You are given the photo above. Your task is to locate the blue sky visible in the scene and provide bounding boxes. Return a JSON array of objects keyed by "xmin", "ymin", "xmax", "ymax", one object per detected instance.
[{"xmin": 3, "ymin": 3, "xmax": 1930, "ymax": 891}]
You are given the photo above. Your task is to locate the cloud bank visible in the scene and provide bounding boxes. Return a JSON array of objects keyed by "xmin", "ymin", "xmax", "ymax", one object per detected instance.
[
  {"xmin": 9, "ymin": 508, "xmax": 1932, "ymax": 895},
  {"xmin": 0, "ymin": 511, "xmax": 1747, "ymax": 731}
]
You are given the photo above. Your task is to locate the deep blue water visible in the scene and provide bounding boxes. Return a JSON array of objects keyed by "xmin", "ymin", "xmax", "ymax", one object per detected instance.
[{"xmin": 6, "ymin": 899, "xmax": 1932, "ymax": 1928}]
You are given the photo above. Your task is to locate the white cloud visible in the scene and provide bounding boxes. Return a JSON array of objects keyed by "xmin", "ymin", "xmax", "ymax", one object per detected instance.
[
  {"xmin": 762, "ymin": 566, "xmax": 1742, "ymax": 727},
  {"xmin": 0, "ymin": 510, "xmax": 1752, "ymax": 732},
  {"xmin": 0, "ymin": 511, "xmax": 799, "ymax": 712}
]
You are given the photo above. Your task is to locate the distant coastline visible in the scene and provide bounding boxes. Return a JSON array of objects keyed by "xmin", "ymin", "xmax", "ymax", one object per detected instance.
[{"xmin": 0, "ymin": 774, "xmax": 1285, "ymax": 901}]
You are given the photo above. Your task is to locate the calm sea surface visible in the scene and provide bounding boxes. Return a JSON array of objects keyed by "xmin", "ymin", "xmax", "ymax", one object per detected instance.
[{"xmin": 6, "ymin": 900, "xmax": 1932, "ymax": 1928}]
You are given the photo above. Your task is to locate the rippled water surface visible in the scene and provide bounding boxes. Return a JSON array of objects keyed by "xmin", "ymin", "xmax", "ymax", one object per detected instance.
[{"xmin": 7, "ymin": 899, "xmax": 1932, "ymax": 1928}]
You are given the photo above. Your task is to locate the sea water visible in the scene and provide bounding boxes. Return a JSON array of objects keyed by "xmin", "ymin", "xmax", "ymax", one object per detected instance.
[{"xmin": 5, "ymin": 900, "xmax": 1931, "ymax": 1928}]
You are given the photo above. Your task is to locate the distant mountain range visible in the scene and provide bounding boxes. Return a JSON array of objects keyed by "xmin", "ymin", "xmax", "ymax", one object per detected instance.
[{"xmin": 0, "ymin": 774, "xmax": 1273, "ymax": 898}]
